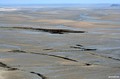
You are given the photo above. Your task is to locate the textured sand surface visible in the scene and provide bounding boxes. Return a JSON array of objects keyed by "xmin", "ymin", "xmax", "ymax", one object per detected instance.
[{"xmin": 0, "ymin": 6, "xmax": 120, "ymax": 79}]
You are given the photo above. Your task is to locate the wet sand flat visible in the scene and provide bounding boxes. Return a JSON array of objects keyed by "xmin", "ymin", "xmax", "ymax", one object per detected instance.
[{"xmin": 0, "ymin": 5, "xmax": 120, "ymax": 79}]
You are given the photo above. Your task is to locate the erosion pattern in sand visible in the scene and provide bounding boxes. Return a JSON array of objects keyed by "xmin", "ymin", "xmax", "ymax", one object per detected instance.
[{"xmin": 0, "ymin": 5, "xmax": 120, "ymax": 79}]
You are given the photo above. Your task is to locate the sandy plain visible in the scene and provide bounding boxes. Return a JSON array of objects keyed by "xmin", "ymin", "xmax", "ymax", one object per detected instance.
[{"xmin": 0, "ymin": 5, "xmax": 120, "ymax": 79}]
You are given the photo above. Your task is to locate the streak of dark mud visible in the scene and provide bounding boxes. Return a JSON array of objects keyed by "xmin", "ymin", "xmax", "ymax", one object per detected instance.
[
  {"xmin": 9, "ymin": 50, "xmax": 78, "ymax": 62},
  {"xmin": 9, "ymin": 50, "xmax": 27, "ymax": 53},
  {"xmin": 70, "ymin": 44, "xmax": 120, "ymax": 62},
  {"xmin": 0, "ymin": 62, "xmax": 47, "ymax": 79},
  {"xmin": 30, "ymin": 72, "xmax": 47, "ymax": 79},
  {"xmin": 70, "ymin": 44, "xmax": 97, "ymax": 51},
  {"xmin": 1, "ymin": 49, "xmax": 48, "ymax": 78},
  {"xmin": 89, "ymin": 52, "xmax": 120, "ymax": 61},
  {"xmin": 0, "ymin": 62, "xmax": 18, "ymax": 71},
  {"xmin": 2, "ymin": 27, "xmax": 85, "ymax": 34},
  {"xmin": 45, "ymin": 54, "xmax": 78, "ymax": 62},
  {"xmin": 8, "ymin": 50, "xmax": 78, "ymax": 62}
]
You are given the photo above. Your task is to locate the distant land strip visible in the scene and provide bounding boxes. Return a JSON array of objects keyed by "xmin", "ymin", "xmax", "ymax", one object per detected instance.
[{"xmin": 0, "ymin": 26, "xmax": 85, "ymax": 34}]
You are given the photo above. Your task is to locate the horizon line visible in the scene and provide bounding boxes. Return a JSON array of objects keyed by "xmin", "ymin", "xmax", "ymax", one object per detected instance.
[{"xmin": 0, "ymin": 3, "xmax": 120, "ymax": 5}]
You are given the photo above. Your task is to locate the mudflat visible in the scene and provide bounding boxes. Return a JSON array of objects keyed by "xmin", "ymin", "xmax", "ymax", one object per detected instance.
[{"xmin": 0, "ymin": 5, "xmax": 120, "ymax": 79}]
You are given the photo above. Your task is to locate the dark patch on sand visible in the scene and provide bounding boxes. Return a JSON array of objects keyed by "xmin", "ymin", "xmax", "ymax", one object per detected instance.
[
  {"xmin": 84, "ymin": 63, "xmax": 92, "ymax": 66},
  {"xmin": 83, "ymin": 49, "xmax": 97, "ymax": 51},
  {"xmin": 76, "ymin": 44, "xmax": 84, "ymax": 47},
  {"xmin": 8, "ymin": 50, "xmax": 27, "ymax": 53},
  {"xmin": 43, "ymin": 49, "xmax": 53, "ymax": 50}
]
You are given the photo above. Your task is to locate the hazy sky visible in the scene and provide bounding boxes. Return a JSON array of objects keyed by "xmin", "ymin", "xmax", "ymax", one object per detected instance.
[{"xmin": 0, "ymin": 0, "xmax": 120, "ymax": 4}]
